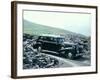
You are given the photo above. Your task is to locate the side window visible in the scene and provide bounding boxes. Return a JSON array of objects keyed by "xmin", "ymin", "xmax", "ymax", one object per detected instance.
[
  {"xmin": 40, "ymin": 36, "xmax": 43, "ymax": 40},
  {"xmin": 46, "ymin": 37, "xmax": 52, "ymax": 41},
  {"xmin": 43, "ymin": 37, "xmax": 48, "ymax": 41},
  {"xmin": 53, "ymin": 38, "xmax": 57, "ymax": 42},
  {"xmin": 50, "ymin": 37, "xmax": 53, "ymax": 41},
  {"xmin": 38, "ymin": 36, "xmax": 43, "ymax": 40}
]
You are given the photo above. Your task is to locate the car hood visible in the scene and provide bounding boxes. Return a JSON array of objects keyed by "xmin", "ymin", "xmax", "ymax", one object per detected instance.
[{"xmin": 63, "ymin": 42, "xmax": 75, "ymax": 45}]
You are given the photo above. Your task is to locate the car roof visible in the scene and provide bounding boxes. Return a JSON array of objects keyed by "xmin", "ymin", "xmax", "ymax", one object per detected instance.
[{"xmin": 39, "ymin": 34, "xmax": 64, "ymax": 38}]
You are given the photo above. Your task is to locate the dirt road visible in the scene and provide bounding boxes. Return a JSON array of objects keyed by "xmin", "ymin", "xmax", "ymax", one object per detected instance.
[{"xmin": 45, "ymin": 53, "xmax": 91, "ymax": 68}]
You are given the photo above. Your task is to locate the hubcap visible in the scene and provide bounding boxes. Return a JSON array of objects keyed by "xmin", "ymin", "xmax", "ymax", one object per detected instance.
[
  {"xmin": 68, "ymin": 52, "xmax": 72, "ymax": 59},
  {"xmin": 38, "ymin": 46, "xmax": 41, "ymax": 52}
]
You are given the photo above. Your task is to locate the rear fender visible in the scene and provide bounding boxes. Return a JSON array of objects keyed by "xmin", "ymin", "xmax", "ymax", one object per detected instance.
[{"xmin": 33, "ymin": 42, "xmax": 42, "ymax": 48}]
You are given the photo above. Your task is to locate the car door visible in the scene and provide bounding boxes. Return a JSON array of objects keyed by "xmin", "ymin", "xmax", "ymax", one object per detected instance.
[
  {"xmin": 41, "ymin": 37, "xmax": 51, "ymax": 50},
  {"xmin": 48, "ymin": 37, "xmax": 58, "ymax": 51},
  {"xmin": 42, "ymin": 37, "xmax": 57, "ymax": 51}
]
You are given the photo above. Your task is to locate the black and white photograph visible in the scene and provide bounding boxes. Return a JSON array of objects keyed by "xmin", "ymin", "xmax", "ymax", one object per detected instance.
[
  {"xmin": 11, "ymin": 1, "xmax": 97, "ymax": 78},
  {"xmin": 23, "ymin": 10, "xmax": 91, "ymax": 69}
]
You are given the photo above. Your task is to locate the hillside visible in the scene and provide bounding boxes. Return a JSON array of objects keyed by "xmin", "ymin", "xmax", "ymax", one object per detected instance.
[
  {"xmin": 24, "ymin": 20, "xmax": 72, "ymax": 35},
  {"xmin": 23, "ymin": 20, "xmax": 87, "ymax": 39}
]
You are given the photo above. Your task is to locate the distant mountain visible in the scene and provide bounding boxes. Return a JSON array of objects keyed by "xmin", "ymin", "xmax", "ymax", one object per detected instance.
[{"xmin": 23, "ymin": 20, "xmax": 87, "ymax": 39}]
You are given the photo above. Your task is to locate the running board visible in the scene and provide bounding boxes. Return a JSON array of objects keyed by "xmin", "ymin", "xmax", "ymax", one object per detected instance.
[{"xmin": 42, "ymin": 50, "xmax": 59, "ymax": 54}]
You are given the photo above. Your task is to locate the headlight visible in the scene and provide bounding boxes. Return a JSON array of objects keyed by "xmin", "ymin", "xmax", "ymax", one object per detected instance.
[{"xmin": 61, "ymin": 46, "xmax": 64, "ymax": 50}]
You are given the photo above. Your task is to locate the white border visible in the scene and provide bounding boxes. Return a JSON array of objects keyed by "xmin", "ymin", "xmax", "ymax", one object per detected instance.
[{"xmin": 17, "ymin": 3, "xmax": 96, "ymax": 76}]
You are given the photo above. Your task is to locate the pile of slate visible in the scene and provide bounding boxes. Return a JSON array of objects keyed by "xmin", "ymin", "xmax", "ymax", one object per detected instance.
[{"xmin": 23, "ymin": 34, "xmax": 59, "ymax": 69}]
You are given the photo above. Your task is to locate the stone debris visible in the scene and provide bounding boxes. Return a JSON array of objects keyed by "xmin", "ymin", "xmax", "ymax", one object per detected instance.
[{"xmin": 23, "ymin": 34, "xmax": 59, "ymax": 69}]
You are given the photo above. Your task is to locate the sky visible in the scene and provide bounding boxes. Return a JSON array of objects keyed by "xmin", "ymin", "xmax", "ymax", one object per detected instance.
[{"xmin": 23, "ymin": 10, "xmax": 91, "ymax": 36}]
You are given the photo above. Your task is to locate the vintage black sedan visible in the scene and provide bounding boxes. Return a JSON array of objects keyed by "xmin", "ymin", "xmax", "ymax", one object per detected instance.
[{"xmin": 33, "ymin": 34, "xmax": 84, "ymax": 59}]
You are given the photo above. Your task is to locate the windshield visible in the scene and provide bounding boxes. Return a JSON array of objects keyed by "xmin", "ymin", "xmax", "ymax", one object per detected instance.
[{"xmin": 57, "ymin": 38, "xmax": 65, "ymax": 43}]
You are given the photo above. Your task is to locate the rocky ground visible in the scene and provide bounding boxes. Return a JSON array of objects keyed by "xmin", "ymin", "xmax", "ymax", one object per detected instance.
[
  {"xmin": 23, "ymin": 33, "xmax": 91, "ymax": 69},
  {"xmin": 23, "ymin": 39, "xmax": 59, "ymax": 69}
]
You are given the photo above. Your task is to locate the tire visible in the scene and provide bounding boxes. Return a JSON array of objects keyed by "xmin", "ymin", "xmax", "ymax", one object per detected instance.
[
  {"xmin": 37, "ymin": 46, "xmax": 42, "ymax": 53},
  {"xmin": 67, "ymin": 52, "xmax": 74, "ymax": 59}
]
